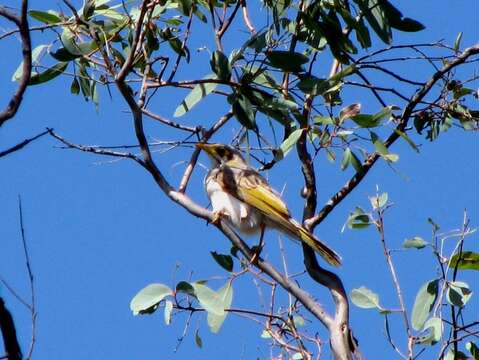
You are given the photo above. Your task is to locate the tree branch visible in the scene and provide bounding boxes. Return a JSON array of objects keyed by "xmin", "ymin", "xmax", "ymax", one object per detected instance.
[
  {"xmin": 0, "ymin": 130, "xmax": 49, "ymax": 159},
  {"xmin": 306, "ymin": 43, "xmax": 479, "ymax": 231},
  {"xmin": 0, "ymin": 0, "xmax": 32, "ymax": 127},
  {"xmin": 0, "ymin": 298, "xmax": 22, "ymax": 360}
]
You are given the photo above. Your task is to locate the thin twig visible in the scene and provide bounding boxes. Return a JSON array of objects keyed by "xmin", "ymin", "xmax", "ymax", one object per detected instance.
[
  {"xmin": 18, "ymin": 197, "xmax": 36, "ymax": 360},
  {"xmin": 0, "ymin": 130, "xmax": 49, "ymax": 158}
]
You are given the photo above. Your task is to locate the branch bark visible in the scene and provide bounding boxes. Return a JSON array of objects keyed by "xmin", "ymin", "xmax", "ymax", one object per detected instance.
[
  {"xmin": 0, "ymin": 0, "xmax": 32, "ymax": 127},
  {"xmin": 0, "ymin": 298, "xmax": 22, "ymax": 360}
]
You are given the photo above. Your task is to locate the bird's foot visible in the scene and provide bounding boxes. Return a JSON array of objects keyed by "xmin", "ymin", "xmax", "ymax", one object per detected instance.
[
  {"xmin": 249, "ymin": 244, "xmax": 264, "ymax": 265},
  {"xmin": 210, "ymin": 210, "xmax": 228, "ymax": 226}
]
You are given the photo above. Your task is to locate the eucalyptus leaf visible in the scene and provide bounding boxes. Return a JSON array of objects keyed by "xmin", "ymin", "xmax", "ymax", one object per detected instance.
[
  {"xmin": 351, "ymin": 286, "xmax": 381, "ymax": 309},
  {"xmin": 449, "ymin": 251, "xmax": 479, "ymax": 271},
  {"xmin": 206, "ymin": 282, "xmax": 233, "ymax": 333},
  {"xmin": 12, "ymin": 44, "xmax": 49, "ymax": 82},
  {"xmin": 266, "ymin": 50, "xmax": 308, "ymax": 73},
  {"xmin": 29, "ymin": 10, "xmax": 62, "ymax": 24},
  {"xmin": 210, "ymin": 252, "xmax": 234, "ymax": 272},
  {"xmin": 210, "ymin": 50, "xmax": 231, "ymax": 81},
  {"xmin": 29, "ymin": 62, "xmax": 68, "ymax": 85},
  {"xmin": 403, "ymin": 237, "xmax": 427, "ymax": 249},
  {"xmin": 447, "ymin": 281, "xmax": 472, "ymax": 307},
  {"xmin": 466, "ymin": 342, "xmax": 479, "ymax": 360},
  {"xmin": 174, "ymin": 75, "xmax": 218, "ymax": 117},
  {"xmin": 417, "ymin": 317, "xmax": 442, "ymax": 345},
  {"xmin": 195, "ymin": 329, "xmax": 203, "ymax": 348},
  {"xmin": 130, "ymin": 283, "xmax": 173, "ymax": 315},
  {"xmin": 275, "ymin": 128, "xmax": 303, "ymax": 161},
  {"xmin": 411, "ymin": 279, "xmax": 439, "ymax": 330}
]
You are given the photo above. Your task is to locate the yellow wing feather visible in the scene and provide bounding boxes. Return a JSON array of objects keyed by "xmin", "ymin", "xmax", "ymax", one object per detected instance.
[{"xmin": 234, "ymin": 170, "xmax": 341, "ymax": 267}]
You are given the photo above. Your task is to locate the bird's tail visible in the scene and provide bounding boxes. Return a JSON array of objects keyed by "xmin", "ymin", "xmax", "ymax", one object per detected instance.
[{"xmin": 295, "ymin": 223, "xmax": 342, "ymax": 267}]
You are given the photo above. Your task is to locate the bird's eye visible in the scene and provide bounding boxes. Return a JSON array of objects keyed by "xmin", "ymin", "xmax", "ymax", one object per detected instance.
[{"xmin": 216, "ymin": 148, "xmax": 226, "ymax": 158}]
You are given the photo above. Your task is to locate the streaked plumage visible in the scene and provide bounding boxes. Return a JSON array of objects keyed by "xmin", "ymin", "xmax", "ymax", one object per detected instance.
[{"xmin": 198, "ymin": 143, "xmax": 341, "ymax": 267}]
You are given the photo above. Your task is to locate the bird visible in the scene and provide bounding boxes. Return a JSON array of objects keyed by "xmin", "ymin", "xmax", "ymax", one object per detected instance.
[{"xmin": 197, "ymin": 143, "xmax": 341, "ymax": 267}]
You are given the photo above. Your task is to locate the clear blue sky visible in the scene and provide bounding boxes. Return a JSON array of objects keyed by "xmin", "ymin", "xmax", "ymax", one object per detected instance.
[{"xmin": 1, "ymin": 1, "xmax": 478, "ymax": 359}]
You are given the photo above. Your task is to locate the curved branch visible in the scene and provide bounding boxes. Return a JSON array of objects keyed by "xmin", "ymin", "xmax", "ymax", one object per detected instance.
[
  {"xmin": 0, "ymin": 0, "xmax": 32, "ymax": 127},
  {"xmin": 0, "ymin": 298, "xmax": 22, "ymax": 360}
]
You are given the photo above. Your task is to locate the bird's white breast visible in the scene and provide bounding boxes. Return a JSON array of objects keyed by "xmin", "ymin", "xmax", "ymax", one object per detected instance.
[{"xmin": 205, "ymin": 171, "xmax": 263, "ymax": 234}]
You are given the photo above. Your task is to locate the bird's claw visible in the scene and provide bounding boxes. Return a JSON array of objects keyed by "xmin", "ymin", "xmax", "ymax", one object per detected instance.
[
  {"xmin": 249, "ymin": 244, "xmax": 263, "ymax": 265},
  {"xmin": 210, "ymin": 210, "xmax": 228, "ymax": 226}
]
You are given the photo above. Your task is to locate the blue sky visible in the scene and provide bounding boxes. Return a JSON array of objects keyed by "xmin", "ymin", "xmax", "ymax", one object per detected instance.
[{"xmin": 1, "ymin": 1, "xmax": 478, "ymax": 359}]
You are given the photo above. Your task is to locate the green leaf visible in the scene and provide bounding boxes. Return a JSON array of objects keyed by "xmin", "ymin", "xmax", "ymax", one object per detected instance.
[
  {"xmin": 454, "ymin": 32, "xmax": 463, "ymax": 52},
  {"xmin": 371, "ymin": 132, "xmax": 398, "ymax": 162},
  {"xmin": 329, "ymin": 64, "xmax": 356, "ymax": 82},
  {"xmin": 12, "ymin": 44, "xmax": 49, "ymax": 82},
  {"xmin": 358, "ymin": 0, "xmax": 392, "ymax": 44},
  {"xmin": 164, "ymin": 300, "xmax": 173, "ymax": 325},
  {"xmin": 61, "ymin": 29, "xmax": 98, "ymax": 56},
  {"xmin": 350, "ymin": 151, "xmax": 363, "ymax": 173},
  {"xmin": 341, "ymin": 148, "xmax": 352, "ymax": 171},
  {"xmin": 351, "ymin": 106, "xmax": 392, "ymax": 128},
  {"xmin": 417, "ymin": 317, "xmax": 442, "ymax": 345},
  {"xmin": 382, "ymin": 1, "xmax": 425, "ymax": 33},
  {"xmin": 411, "ymin": 279, "xmax": 439, "ymax": 330},
  {"xmin": 130, "ymin": 283, "xmax": 173, "ymax": 315},
  {"xmin": 29, "ymin": 62, "xmax": 68, "ymax": 85},
  {"xmin": 293, "ymin": 315, "xmax": 305, "ymax": 327},
  {"xmin": 466, "ymin": 342, "xmax": 479, "ymax": 360},
  {"xmin": 174, "ymin": 75, "xmax": 218, "ymax": 117},
  {"xmin": 70, "ymin": 77, "xmax": 80, "ymax": 95},
  {"xmin": 345, "ymin": 207, "xmax": 371, "ymax": 229},
  {"xmin": 205, "ymin": 282, "xmax": 233, "ymax": 333},
  {"xmin": 231, "ymin": 94, "xmax": 256, "ymax": 130},
  {"xmin": 28, "ymin": 10, "xmax": 62, "ymax": 24},
  {"xmin": 394, "ymin": 129, "xmax": 420, "ymax": 153},
  {"xmin": 191, "ymin": 283, "xmax": 226, "ymax": 316},
  {"xmin": 266, "ymin": 50, "xmax": 308, "ymax": 73},
  {"xmin": 449, "ymin": 251, "xmax": 479, "ymax": 271},
  {"xmin": 210, "ymin": 252, "xmax": 233, "ymax": 272},
  {"xmin": 447, "ymin": 281, "xmax": 472, "ymax": 307},
  {"xmin": 176, "ymin": 281, "xmax": 196, "ymax": 297},
  {"xmin": 403, "ymin": 237, "xmax": 427, "ymax": 249},
  {"xmin": 351, "ymin": 287, "xmax": 381, "ymax": 309},
  {"xmin": 210, "ymin": 50, "xmax": 231, "ymax": 81},
  {"xmin": 297, "ymin": 75, "xmax": 328, "ymax": 96},
  {"xmin": 274, "ymin": 128, "xmax": 303, "ymax": 161},
  {"xmin": 369, "ymin": 192, "xmax": 388, "ymax": 209},
  {"xmin": 391, "ymin": 17, "xmax": 425, "ymax": 32},
  {"xmin": 260, "ymin": 329, "xmax": 271, "ymax": 338},
  {"xmin": 292, "ymin": 353, "xmax": 303, "ymax": 360},
  {"xmin": 195, "ymin": 329, "xmax": 203, "ymax": 348}
]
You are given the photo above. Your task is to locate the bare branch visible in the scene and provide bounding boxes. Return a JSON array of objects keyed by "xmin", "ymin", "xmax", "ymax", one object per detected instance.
[
  {"xmin": 0, "ymin": 0, "xmax": 32, "ymax": 126},
  {"xmin": 17, "ymin": 197, "xmax": 36, "ymax": 360},
  {"xmin": 48, "ymin": 129, "xmax": 142, "ymax": 162},
  {"xmin": 178, "ymin": 110, "xmax": 233, "ymax": 193},
  {"xmin": 0, "ymin": 298, "xmax": 22, "ymax": 360},
  {"xmin": 0, "ymin": 130, "xmax": 49, "ymax": 159}
]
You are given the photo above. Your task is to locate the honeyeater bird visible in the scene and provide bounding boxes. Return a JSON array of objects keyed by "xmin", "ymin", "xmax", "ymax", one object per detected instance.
[{"xmin": 197, "ymin": 143, "xmax": 341, "ymax": 267}]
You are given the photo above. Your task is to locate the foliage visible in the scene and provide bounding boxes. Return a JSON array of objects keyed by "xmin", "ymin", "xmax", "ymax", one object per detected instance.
[{"xmin": 2, "ymin": 0, "xmax": 479, "ymax": 359}]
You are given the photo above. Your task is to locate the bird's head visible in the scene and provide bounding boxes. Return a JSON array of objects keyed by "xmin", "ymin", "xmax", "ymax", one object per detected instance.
[{"xmin": 197, "ymin": 143, "xmax": 247, "ymax": 168}]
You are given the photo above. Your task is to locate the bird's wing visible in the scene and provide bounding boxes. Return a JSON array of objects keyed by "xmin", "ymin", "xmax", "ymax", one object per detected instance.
[
  {"xmin": 230, "ymin": 167, "xmax": 342, "ymax": 267},
  {"xmin": 233, "ymin": 169, "xmax": 291, "ymax": 223}
]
